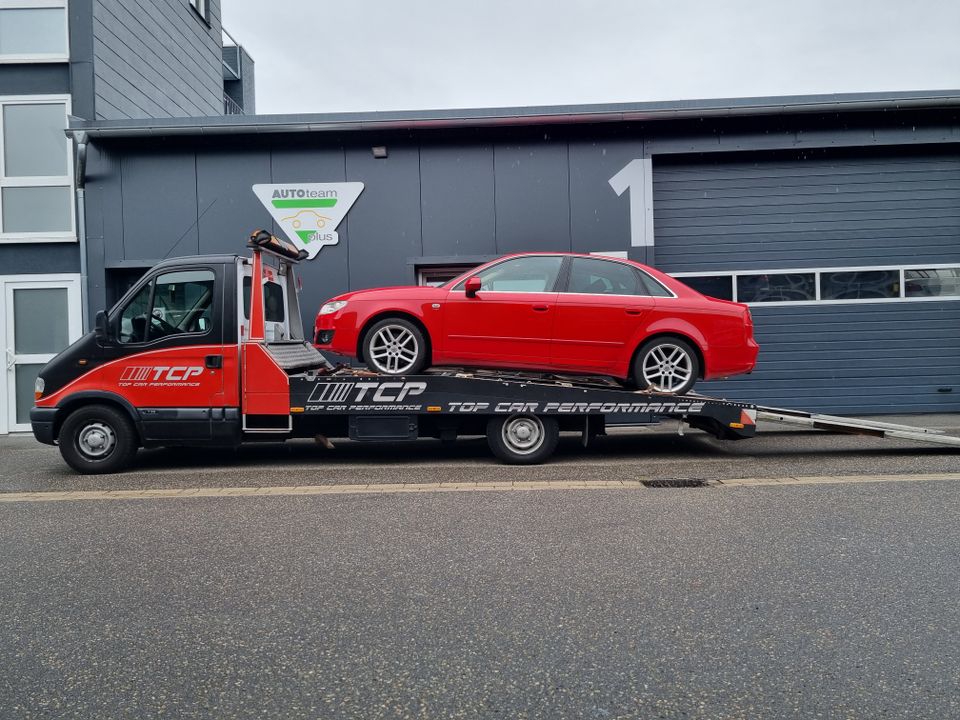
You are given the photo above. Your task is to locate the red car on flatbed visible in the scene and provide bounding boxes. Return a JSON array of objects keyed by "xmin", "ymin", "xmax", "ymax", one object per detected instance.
[{"xmin": 315, "ymin": 253, "xmax": 759, "ymax": 394}]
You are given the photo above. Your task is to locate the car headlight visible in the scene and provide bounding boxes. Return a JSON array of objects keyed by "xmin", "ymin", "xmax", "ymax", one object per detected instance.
[
  {"xmin": 319, "ymin": 300, "xmax": 348, "ymax": 315},
  {"xmin": 34, "ymin": 376, "xmax": 45, "ymax": 400}
]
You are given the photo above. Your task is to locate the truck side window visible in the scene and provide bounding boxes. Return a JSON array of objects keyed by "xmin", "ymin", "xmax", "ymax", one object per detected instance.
[
  {"xmin": 117, "ymin": 269, "xmax": 215, "ymax": 343},
  {"xmin": 242, "ymin": 277, "xmax": 285, "ymax": 322}
]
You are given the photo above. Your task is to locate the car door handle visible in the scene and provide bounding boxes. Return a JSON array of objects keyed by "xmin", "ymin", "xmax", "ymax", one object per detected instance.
[
  {"xmin": 205, "ymin": 354, "xmax": 223, "ymax": 369},
  {"xmin": 532, "ymin": 305, "xmax": 550, "ymax": 312},
  {"xmin": 625, "ymin": 309, "xmax": 643, "ymax": 315}
]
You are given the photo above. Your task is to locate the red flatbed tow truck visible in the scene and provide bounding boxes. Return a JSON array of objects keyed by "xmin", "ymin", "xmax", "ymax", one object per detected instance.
[{"xmin": 30, "ymin": 231, "xmax": 960, "ymax": 474}]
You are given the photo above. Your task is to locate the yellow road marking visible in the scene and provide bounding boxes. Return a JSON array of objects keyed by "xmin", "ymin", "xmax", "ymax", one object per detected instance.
[{"xmin": 0, "ymin": 473, "xmax": 958, "ymax": 503}]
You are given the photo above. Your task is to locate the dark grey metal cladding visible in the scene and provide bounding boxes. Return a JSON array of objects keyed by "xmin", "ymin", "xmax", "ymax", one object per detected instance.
[
  {"xmin": 0, "ymin": 66, "xmax": 70, "ymax": 96},
  {"xmin": 120, "ymin": 150, "xmax": 200, "ymax": 261},
  {"xmin": 420, "ymin": 144, "xmax": 496, "ymax": 257},
  {"xmin": 0, "ymin": 245, "xmax": 80, "ymax": 275},
  {"xmin": 196, "ymin": 146, "xmax": 273, "ymax": 254},
  {"xmin": 568, "ymin": 138, "xmax": 643, "ymax": 256},
  {"xmin": 700, "ymin": 302, "xmax": 960, "ymax": 414},
  {"xmin": 344, "ymin": 144, "xmax": 423, "ymax": 288},
  {"xmin": 91, "ymin": 0, "xmax": 224, "ymax": 119},
  {"xmin": 494, "ymin": 139, "xmax": 571, "ymax": 252},
  {"xmin": 653, "ymin": 147, "xmax": 960, "ymax": 272}
]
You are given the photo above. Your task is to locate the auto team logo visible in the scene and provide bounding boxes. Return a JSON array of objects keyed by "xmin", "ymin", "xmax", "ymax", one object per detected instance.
[
  {"xmin": 119, "ymin": 366, "xmax": 204, "ymax": 387},
  {"xmin": 253, "ymin": 182, "xmax": 364, "ymax": 259}
]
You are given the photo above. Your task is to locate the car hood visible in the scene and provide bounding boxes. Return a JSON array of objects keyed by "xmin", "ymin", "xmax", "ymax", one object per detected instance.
[{"xmin": 326, "ymin": 285, "xmax": 448, "ymax": 303}]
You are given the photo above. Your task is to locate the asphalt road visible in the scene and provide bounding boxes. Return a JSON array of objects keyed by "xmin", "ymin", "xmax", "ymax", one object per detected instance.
[{"xmin": 2, "ymin": 424, "xmax": 960, "ymax": 718}]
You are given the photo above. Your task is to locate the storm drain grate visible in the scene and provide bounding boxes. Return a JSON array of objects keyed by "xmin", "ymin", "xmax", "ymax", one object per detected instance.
[{"xmin": 641, "ymin": 478, "xmax": 712, "ymax": 489}]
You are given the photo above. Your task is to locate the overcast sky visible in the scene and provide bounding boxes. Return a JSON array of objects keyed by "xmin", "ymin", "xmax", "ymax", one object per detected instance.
[{"xmin": 221, "ymin": 0, "xmax": 960, "ymax": 115}]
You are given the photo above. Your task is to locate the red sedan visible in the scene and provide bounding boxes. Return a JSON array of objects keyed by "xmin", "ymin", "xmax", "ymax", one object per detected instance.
[{"xmin": 314, "ymin": 253, "xmax": 759, "ymax": 394}]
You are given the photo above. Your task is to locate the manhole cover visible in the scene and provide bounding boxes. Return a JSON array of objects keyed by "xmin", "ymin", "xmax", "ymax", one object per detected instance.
[{"xmin": 641, "ymin": 478, "xmax": 711, "ymax": 488}]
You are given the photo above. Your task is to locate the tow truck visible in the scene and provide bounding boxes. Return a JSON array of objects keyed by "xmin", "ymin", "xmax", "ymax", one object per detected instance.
[{"xmin": 30, "ymin": 231, "xmax": 960, "ymax": 474}]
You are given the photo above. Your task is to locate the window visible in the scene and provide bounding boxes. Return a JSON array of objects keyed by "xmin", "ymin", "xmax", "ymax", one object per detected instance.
[
  {"xmin": 242, "ymin": 277, "xmax": 285, "ymax": 322},
  {"xmin": 118, "ymin": 270, "xmax": 215, "ymax": 344},
  {"xmin": 567, "ymin": 257, "xmax": 641, "ymax": 295},
  {"xmin": 417, "ymin": 265, "xmax": 479, "ymax": 287},
  {"xmin": 0, "ymin": 2, "xmax": 68, "ymax": 60},
  {"xmin": 189, "ymin": 0, "xmax": 209, "ymax": 23},
  {"xmin": 671, "ymin": 264, "xmax": 960, "ymax": 305},
  {"xmin": 459, "ymin": 256, "xmax": 563, "ymax": 293},
  {"xmin": 737, "ymin": 273, "xmax": 816, "ymax": 303},
  {"xmin": 678, "ymin": 275, "xmax": 734, "ymax": 301},
  {"xmin": 905, "ymin": 268, "xmax": 960, "ymax": 298},
  {"xmin": 0, "ymin": 97, "xmax": 73, "ymax": 240},
  {"xmin": 820, "ymin": 270, "xmax": 898, "ymax": 300}
]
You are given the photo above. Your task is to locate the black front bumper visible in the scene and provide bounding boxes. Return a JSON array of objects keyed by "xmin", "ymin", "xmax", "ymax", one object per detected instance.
[{"xmin": 30, "ymin": 407, "xmax": 58, "ymax": 445}]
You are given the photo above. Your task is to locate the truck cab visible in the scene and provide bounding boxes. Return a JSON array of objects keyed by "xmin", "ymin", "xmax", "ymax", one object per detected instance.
[{"xmin": 31, "ymin": 231, "xmax": 327, "ymax": 472}]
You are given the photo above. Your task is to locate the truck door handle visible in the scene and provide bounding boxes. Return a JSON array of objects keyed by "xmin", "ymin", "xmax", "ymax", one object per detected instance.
[
  {"xmin": 532, "ymin": 305, "xmax": 550, "ymax": 312},
  {"xmin": 205, "ymin": 354, "xmax": 223, "ymax": 369}
]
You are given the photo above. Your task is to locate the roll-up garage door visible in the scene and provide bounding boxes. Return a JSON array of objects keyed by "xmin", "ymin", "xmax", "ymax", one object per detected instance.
[{"xmin": 652, "ymin": 146, "xmax": 960, "ymax": 414}]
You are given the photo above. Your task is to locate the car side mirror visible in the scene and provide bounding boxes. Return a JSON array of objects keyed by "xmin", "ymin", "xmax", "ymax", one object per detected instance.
[{"xmin": 465, "ymin": 276, "xmax": 482, "ymax": 298}]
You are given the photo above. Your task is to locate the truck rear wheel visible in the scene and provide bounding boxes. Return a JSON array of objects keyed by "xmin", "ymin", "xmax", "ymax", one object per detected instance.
[
  {"xmin": 58, "ymin": 404, "xmax": 139, "ymax": 474},
  {"xmin": 486, "ymin": 414, "xmax": 559, "ymax": 465}
]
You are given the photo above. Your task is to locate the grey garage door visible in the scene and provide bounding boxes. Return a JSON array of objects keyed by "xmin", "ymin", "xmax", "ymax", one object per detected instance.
[{"xmin": 652, "ymin": 146, "xmax": 960, "ymax": 414}]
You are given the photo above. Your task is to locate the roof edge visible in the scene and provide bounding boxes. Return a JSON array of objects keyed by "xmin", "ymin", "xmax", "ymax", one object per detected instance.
[{"xmin": 69, "ymin": 89, "xmax": 960, "ymax": 139}]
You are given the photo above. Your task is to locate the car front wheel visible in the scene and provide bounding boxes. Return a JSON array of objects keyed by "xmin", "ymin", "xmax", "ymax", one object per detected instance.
[
  {"xmin": 633, "ymin": 337, "xmax": 700, "ymax": 395},
  {"xmin": 362, "ymin": 318, "xmax": 428, "ymax": 375}
]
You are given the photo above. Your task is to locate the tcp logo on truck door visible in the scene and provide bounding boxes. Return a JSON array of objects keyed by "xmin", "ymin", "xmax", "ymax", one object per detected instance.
[{"xmin": 119, "ymin": 365, "xmax": 205, "ymax": 387}]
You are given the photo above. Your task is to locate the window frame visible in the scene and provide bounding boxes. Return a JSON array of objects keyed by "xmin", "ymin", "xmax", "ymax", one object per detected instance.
[
  {"xmin": 0, "ymin": 0, "xmax": 70, "ymax": 63},
  {"xmin": 114, "ymin": 266, "xmax": 217, "ymax": 346},
  {"xmin": 560, "ymin": 255, "xmax": 676, "ymax": 298},
  {"xmin": 451, "ymin": 255, "xmax": 566, "ymax": 294},
  {"xmin": 0, "ymin": 94, "xmax": 75, "ymax": 243},
  {"xmin": 670, "ymin": 263, "xmax": 960, "ymax": 306},
  {"xmin": 189, "ymin": 0, "xmax": 210, "ymax": 25}
]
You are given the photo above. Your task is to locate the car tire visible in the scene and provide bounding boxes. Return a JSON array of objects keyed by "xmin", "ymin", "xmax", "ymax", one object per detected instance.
[
  {"xmin": 632, "ymin": 337, "xmax": 700, "ymax": 395},
  {"xmin": 486, "ymin": 414, "xmax": 559, "ymax": 465},
  {"xmin": 362, "ymin": 318, "xmax": 428, "ymax": 375},
  {"xmin": 58, "ymin": 404, "xmax": 139, "ymax": 474}
]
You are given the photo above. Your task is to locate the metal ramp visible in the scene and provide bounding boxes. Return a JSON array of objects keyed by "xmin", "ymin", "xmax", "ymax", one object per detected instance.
[{"xmin": 755, "ymin": 406, "xmax": 960, "ymax": 447}]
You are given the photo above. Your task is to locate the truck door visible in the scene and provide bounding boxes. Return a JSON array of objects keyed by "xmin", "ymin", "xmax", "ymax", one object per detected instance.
[{"xmin": 101, "ymin": 264, "xmax": 227, "ymax": 438}]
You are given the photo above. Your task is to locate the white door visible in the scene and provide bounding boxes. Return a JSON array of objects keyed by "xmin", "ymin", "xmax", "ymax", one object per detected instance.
[{"xmin": 1, "ymin": 276, "xmax": 82, "ymax": 433}]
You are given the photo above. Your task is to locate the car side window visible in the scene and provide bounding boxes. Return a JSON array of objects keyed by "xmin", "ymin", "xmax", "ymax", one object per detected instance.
[
  {"xmin": 117, "ymin": 269, "xmax": 215, "ymax": 344},
  {"xmin": 566, "ymin": 257, "xmax": 643, "ymax": 296},
  {"xmin": 636, "ymin": 269, "xmax": 674, "ymax": 298},
  {"xmin": 469, "ymin": 256, "xmax": 564, "ymax": 293}
]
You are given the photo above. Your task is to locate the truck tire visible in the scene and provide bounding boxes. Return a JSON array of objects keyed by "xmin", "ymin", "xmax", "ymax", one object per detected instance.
[
  {"xmin": 486, "ymin": 414, "xmax": 559, "ymax": 465},
  {"xmin": 362, "ymin": 318, "xmax": 428, "ymax": 375},
  {"xmin": 58, "ymin": 404, "xmax": 139, "ymax": 474}
]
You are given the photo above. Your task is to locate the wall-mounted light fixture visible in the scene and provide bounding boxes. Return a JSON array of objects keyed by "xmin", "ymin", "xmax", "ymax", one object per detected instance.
[{"xmin": 372, "ymin": 146, "xmax": 388, "ymax": 159}]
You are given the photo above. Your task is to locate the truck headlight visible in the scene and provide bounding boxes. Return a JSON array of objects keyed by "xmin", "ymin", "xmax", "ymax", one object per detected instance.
[
  {"xmin": 34, "ymin": 376, "xmax": 45, "ymax": 400},
  {"xmin": 319, "ymin": 300, "xmax": 348, "ymax": 315}
]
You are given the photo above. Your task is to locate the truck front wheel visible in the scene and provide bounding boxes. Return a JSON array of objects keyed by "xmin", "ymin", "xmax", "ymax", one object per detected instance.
[
  {"xmin": 58, "ymin": 404, "xmax": 139, "ymax": 474},
  {"xmin": 486, "ymin": 414, "xmax": 559, "ymax": 465}
]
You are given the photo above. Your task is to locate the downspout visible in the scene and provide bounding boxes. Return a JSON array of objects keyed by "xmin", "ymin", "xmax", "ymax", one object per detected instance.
[{"xmin": 73, "ymin": 131, "xmax": 89, "ymax": 331}]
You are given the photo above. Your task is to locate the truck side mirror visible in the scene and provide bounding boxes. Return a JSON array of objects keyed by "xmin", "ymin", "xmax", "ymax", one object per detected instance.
[
  {"xmin": 465, "ymin": 276, "xmax": 482, "ymax": 298},
  {"xmin": 94, "ymin": 310, "xmax": 110, "ymax": 341}
]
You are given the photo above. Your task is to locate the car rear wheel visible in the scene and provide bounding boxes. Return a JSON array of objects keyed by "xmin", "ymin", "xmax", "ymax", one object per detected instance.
[
  {"xmin": 633, "ymin": 337, "xmax": 700, "ymax": 395},
  {"xmin": 362, "ymin": 318, "xmax": 428, "ymax": 375},
  {"xmin": 486, "ymin": 414, "xmax": 559, "ymax": 465}
]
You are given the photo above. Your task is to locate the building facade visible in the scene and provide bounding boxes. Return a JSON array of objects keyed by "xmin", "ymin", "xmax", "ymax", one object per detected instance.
[
  {"xmin": 64, "ymin": 91, "xmax": 960, "ymax": 418},
  {"xmin": 0, "ymin": 0, "xmax": 253, "ymax": 432}
]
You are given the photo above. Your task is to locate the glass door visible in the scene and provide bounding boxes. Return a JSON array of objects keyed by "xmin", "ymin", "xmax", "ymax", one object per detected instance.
[{"xmin": 2, "ymin": 277, "xmax": 81, "ymax": 432}]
